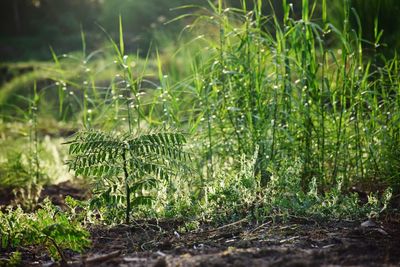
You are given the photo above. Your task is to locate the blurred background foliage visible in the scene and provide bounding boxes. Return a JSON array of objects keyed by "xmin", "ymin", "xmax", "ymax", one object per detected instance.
[
  {"xmin": 0, "ymin": 0, "xmax": 399, "ymax": 61},
  {"xmin": 0, "ymin": 0, "xmax": 201, "ymax": 60}
]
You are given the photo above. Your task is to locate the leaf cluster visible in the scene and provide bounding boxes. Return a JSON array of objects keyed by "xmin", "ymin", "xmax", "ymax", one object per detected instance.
[
  {"xmin": 66, "ymin": 129, "xmax": 189, "ymax": 222},
  {"xmin": 67, "ymin": 130, "xmax": 188, "ymax": 177},
  {"xmin": 0, "ymin": 198, "xmax": 90, "ymax": 262}
]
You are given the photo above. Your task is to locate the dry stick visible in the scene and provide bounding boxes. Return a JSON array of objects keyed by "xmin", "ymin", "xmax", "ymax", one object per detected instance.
[
  {"xmin": 248, "ymin": 221, "xmax": 272, "ymax": 234},
  {"xmin": 83, "ymin": 250, "xmax": 121, "ymax": 265},
  {"xmin": 215, "ymin": 218, "xmax": 247, "ymax": 231}
]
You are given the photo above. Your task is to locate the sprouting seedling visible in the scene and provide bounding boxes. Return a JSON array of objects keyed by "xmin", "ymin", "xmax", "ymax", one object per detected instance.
[{"xmin": 66, "ymin": 129, "xmax": 189, "ymax": 224}]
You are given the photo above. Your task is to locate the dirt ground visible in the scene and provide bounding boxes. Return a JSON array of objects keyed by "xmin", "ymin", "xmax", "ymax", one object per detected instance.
[
  {"xmin": 69, "ymin": 217, "xmax": 399, "ymax": 267},
  {"xmin": 1, "ymin": 183, "xmax": 400, "ymax": 267}
]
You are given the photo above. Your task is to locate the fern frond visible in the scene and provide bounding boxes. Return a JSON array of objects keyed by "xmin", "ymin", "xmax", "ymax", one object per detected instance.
[
  {"xmin": 130, "ymin": 178, "xmax": 158, "ymax": 192},
  {"xmin": 131, "ymin": 195, "xmax": 154, "ymax": 206},
  {"xmin": 66, "ymin": 128, "xmax": 189, "ymax": 223},
  {"xmin": 68, "ymin": 130, "xmax": 124, "ymax": 156}
]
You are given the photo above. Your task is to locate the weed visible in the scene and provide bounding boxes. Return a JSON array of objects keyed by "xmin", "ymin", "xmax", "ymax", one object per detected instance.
[
  {"xmin": 0, "ymin": 198, "xmax": 90, "ymax": 263},
  {"xmin": 169, "ymin": 0, "xmax": 399, "ymax": 196},
  {"xmin": 0, "ymin": 251, "xmax": 22, "ymax": 267}
]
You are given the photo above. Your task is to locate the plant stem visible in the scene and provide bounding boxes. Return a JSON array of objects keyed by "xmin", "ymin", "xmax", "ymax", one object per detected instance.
[
  {"xmin": 205, "ymin": 82, "xmax": 213, "ymax": 180},
  {"xmin": 122, "ymin": 146, "xmax": 130, "ymax": 224},
  {"xmin": 32, "ymin": 81, "xmax": 39, "ymax": 185},
  {"xmin": 47, "ymin": 237, "xmax": 67, "ymax": 266}
]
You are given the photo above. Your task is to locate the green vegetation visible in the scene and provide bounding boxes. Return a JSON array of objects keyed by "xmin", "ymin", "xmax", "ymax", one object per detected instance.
[
  {"xmin": 0, "ymin": 0, "xmax": 399, "ymax": 263},
  {"xmin": 67, "ymin": 130, "xmax": 188, "ymax": 224},
  {"xmin": 0, "ymin": 199, "xmax": 90, "ymax": 263}
]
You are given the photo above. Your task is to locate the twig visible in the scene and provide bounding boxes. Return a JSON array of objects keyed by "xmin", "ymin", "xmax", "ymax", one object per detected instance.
[
  {"xmin": 248, "ymin": 221, "xmax": 272, "ymax": 234},
  {"xmin": 84, "ymin": 250, "xmax": 121, "ymax": 265},
  {"xmin": 140, "ymin": 239, "xmax": 157, "ymax": 251},
  {"xmin": 215, "ymin": 218, "xmax": 247, "ymax": 231}
]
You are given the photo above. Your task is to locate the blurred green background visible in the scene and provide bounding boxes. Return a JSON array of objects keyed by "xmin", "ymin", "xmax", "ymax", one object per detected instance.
[
  {"xmin": 0, "ymin": 0, "xmax": 399, "ymax": 61},
  {"xmin": 0, "ymin": 0, "xmax": 201, "ymax": 60}
]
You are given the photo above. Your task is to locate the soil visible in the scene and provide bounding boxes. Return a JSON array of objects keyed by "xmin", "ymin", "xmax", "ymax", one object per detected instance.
[
  {"xmin": 75, "ymin": 218, "xmax": 400, "ymax": 267},
  {"xmin": 1, "ymin": 183, "xmax": 400, "ymax": 267},
  {"xmin": 38, "ymin": 180, "xmax": 89, "ymax": 208}
]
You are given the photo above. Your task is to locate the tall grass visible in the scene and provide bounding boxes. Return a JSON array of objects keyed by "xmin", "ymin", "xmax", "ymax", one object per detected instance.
[{"xmin": 160, "ymin": 0, "xmax": 400, "ymax": 194}]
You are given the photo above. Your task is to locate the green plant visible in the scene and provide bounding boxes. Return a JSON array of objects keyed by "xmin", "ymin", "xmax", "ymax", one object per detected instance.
[
  {"xmin": 0, "ymin": 152, "xmax": 31, "ymax": 190},
  {"xmin": 0, "ymin": 199, "xmax": 90, "ymax": 263},
  {"xmin": 169, "ymin": 0, "xmax": 399, "ymax": 192},
  {"xmin": 33, "ymin": 202, "xmax": 90, "ymax": 263},
  {"xmin": 0, "ymin": 82, "xmax": 61, "ymax": 207},
  {"xmin": 66, "ymin": 129, "xmax": 188, "ymax": 224},
  {"xmin": 255, "ymin": 158, "xmax": 392, "ymax": 221},
  {"xmin": 7, "ymin": 251, "xmax": 22, "ymax": 267},
  {"xmin": 178, "ymin": 220, "xmax": 200, "ymax": 233},
  {"xmin": 206, "ymin": 147, "xmax": 261, "ymax": 222},
  {"xmin": 0, "ymin": 251, "xmax": 22, "ymax": 267},
  {"xmin": 56, "ymin": 0, "xmax": 399, "ymax": 223}
]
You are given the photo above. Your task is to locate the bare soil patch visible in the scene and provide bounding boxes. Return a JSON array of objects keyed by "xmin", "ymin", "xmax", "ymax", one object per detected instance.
[
  {"xmin": 75, "ymin": 217, "xmax": 399, "ymax": 267},
  {"xmin": 10, "ymin": 217, "xmax": 397, "ymax": 267}
]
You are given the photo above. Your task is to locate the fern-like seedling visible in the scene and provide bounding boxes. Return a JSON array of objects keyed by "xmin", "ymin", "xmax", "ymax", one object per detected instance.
[{"xmin": 66, "ymin": 129, "xmax": 189, "ymax": 224}]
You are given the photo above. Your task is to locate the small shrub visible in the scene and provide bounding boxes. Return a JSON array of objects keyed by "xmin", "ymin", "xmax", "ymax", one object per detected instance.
[
  {"xmin": 0, "ymin": 198, "xmax": 90, "ymax": 263},
  {"xmin": 66, "ymin": 129, "xmax": 189, "ymax": 224},
  {"xmin": 258, "ymin": 159, "xmax": 392, "ymax": 221}
]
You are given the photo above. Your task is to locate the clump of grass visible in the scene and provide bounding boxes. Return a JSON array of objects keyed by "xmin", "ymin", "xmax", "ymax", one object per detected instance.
[
  {"xmin": 169, "ymin": 0, "xmax": 400, "ymax": 193},
  {"xmin": 137, "ymin": 0, "xmax": 398, "ymax": 220}
]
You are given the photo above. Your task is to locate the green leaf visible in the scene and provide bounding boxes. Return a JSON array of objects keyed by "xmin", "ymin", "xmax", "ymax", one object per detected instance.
[
  {"xmin": 119, "ymin": 15, "xmax": 125, "ymax": 57},
  {"xmin": 131, "ymin": 178, "xmax": 158, "ymax": 191},
  {"xmin": 132, "ymin": 196, "xmax": 154, "ymax": 206}
]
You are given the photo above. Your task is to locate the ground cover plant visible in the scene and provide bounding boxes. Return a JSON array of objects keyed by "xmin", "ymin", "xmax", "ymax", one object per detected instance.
[
  {"xmin": 0, "ymin": 198, "xmax": 90, "ymax": 265},
  {"xmin": 0, "ymin": 0, "xmax": 399, "ymax": 266}
]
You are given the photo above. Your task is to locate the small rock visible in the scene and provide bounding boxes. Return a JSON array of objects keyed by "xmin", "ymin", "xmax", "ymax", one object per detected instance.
[
  {"xmin": 156, "ymin": 251, "xmax": 167, "ymax": 257},
  {"xmin": 174, "ymin": 231, "xmax": 181, "ymax": 238},
  {"xmin": 376, "ymin": 228, "xmax": 389, "ymax": 236},
  {"xmin": 153, "ymin": 257, "xmax": 167, "ymax": 267},
  {"xmin": 360, "ymin": 219, "xmax": 377, "ymax": 228}
]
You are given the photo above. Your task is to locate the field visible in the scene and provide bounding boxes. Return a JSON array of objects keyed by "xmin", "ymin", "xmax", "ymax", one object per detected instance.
[{"xmin": 1, "ymin": 0, "xmax": 399, "ymax": 266}]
